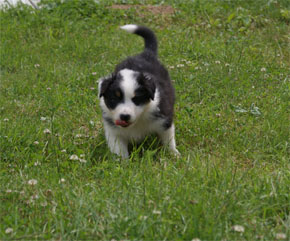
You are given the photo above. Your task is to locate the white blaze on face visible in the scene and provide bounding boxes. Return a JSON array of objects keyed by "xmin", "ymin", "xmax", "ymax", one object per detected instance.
[{"xmin": 120, "ymin": 69, "xmax": 138, "ymax": 99}]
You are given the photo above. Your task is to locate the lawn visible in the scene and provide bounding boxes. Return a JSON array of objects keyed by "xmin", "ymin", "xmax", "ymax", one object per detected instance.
[{"xmin": 0, "ymin": 0, "xmax": 289, "ymax": 240}]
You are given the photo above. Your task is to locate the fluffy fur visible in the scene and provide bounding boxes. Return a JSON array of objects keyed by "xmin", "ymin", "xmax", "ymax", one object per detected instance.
[{"xmin": 98, "ymin": 24, "xmax": 179, "ymax": 158}]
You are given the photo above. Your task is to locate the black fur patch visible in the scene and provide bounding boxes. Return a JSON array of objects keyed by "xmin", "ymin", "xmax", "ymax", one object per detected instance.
[
  {"xmin": 152, "ymin": 111, "xmax": 173, "ymax": 130},
  {"xmin": 132, "ymin": 87, "xmax": 151, "ymax": 106},
  {"xmin": 100, "ymin": 74, "xmax": 124, "ymax": 110},
  {"xmin": 99, "ymin": 75, "xmax": 115, "ymax": 98},
  {"xmin": 136, "ymin": 73, "xmax": 156, "ymax": 100}
]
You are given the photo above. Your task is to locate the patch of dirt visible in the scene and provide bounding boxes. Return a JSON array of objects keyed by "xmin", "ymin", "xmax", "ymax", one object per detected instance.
[{"xmin": 111, "ymin": 4, "xmax": 175, "ymax": 16}]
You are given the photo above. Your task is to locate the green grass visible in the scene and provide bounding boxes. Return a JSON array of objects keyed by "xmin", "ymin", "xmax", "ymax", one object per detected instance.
[{"xmin": 0, "ymin": 0, "xmax": 289, "ymax": 239}]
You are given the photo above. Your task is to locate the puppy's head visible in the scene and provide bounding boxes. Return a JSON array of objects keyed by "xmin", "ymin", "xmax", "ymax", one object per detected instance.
[{"xmin": 99, "ymin": 69, "xmax": 155, "ymax": 128}]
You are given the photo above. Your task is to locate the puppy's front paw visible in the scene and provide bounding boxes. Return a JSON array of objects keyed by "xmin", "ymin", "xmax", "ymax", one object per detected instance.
[
  {"xmin": 172, "ymin": 148, "xmax": 181, "ymax": 157},
  {"xmin": 110, "ymin": 144, "xmax": 129, "ymax": 159},
  {"xmin": 105, "ymin": 130, "xmax": 129, "ymax": 159}
]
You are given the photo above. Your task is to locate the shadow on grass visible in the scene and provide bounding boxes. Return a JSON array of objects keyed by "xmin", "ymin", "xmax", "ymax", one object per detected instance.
[{"xmin": 90, "ymin": 134, "xmax": 165, "ymax": 163}]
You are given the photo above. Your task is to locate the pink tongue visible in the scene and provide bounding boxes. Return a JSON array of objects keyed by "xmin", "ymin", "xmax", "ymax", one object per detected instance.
[{"xmin": 115, "ymin": 120, "xmax": 129, "ymax": 126}]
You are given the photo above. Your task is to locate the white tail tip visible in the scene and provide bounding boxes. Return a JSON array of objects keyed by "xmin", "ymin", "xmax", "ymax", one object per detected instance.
[{"xmin": 120, "ymin": 24, "xmax": 138, "ymax": 33}]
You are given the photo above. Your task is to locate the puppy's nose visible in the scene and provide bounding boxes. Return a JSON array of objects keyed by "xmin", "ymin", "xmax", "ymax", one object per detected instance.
[{"xmin": 120, "ymin": 114, "xmax": 131, "ymax": 122}]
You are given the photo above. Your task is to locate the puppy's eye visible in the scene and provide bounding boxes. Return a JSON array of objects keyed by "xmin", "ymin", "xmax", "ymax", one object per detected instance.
[
  {"xmin": 132, "ymin": 94, "xmax": 148, "ymax": 105},
  {"xmin": 115, "ymin": 90, "xmax": 121, "ymax": 98}
]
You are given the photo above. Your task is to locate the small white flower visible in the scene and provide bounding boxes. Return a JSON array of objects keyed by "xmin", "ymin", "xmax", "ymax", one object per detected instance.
[
  {"xmin": 75, "ymin": 134, "xmax": 83, "ymax": 138},
  {"xmin": 46, "ymin": 87, "xmax": 51, "ymax": 91},
  {"xmin": 43, "ymin": 129, "xmax": 51, "ymax": 134},
  {"xmin": 203, "ymin": 62, "xmax": 209, "ymax": 66},
  {"xmin": 31, "ymin": 194, "xmax": 39, "ymax": 200},
  {"xmin": 90, "ymin": 87, "xmax": 95, "ymax": 90},
  {"xmin": 177, "ymin": 64, "xmax": 185, "ymax": 68},
  {"xmin": 276, "ymin": 233, "xmax": 287, "ymax": 240},
  {"xmin": 5, "ymin": 228, "xmax": 13, "ymax": 234},
  {"xmin": 152, "ymin": 210, "xmax": 161, "ymax": 215},
  {"xmin": 140, "ymin": 215, "xmax": 148, "ymax": 220},
  {"xmin": 41, "ymin": 201, "xmax": 48, "ymax": 207},
  {"xmin": 60, "ymin": 178, "xmax": 65, "ymax": 183},
  {"xmin": 28, "ymin": 179, "xmax": 38, "ymax": 186},
  {"xmin": 191, "ymin": 239, "xmax": 201, "ymax": 241},
  {"xmin": 216, "ymin": 113, "xmax": 221, "ymax": 117},
  {"xmin": 232, "ymin": 225, "xmax": 245, "ymax": 233},
  {"xmin": 61, "ymin": 149, "xmax": 66, "ymax": 153},
  {"xmin": 33, "ymin": 141, "xmax": 39, "ymax": 145},
  {"xmin": 169, "ymin": 66, "xmax": 175, "ymax": 69},
  {"xmin": 79, "ymin": 159, "xmax": 87, "ymax": 163},
  {"xmin": 34, "ymin": 161, "xmax": 40, "ymax": 166},
  {"xmin": 6, "ymin": 189, "xmax": 12, "ymax": 193},
  {"xmin": 70, "ymin": 154, "xmax": 79, "ymax": 160},
  {"xmin": 25, "ymin": 199, "xmax": 34, "ymax": 205},
  {"xmin": 92, "ymin": 72, "xmax": 97, "ymax": 75},
  {"xmin": 225, "ymin": 63, "xmax": 230, "ymax": 67},
  {"xmin": 89, "ymin": 120, "xmax": 94, "ymax": 126},
  {"xmin": 34, "ymin": 64, "xmax": 40, "ymax": 68},
  {"xmin": 194, "ymin": 66, "xmax": 201, "ymax": 70},
  {"xmin": 215, "ymin": 60, "xmax": 221, "ymax": 64},
  {"xmin": 260, "ymin": 67, "xmax": 266, "ymax": 72},
  {"xmin": 40, "ymin": 117, "xmax": 47, "ymax": 121}
]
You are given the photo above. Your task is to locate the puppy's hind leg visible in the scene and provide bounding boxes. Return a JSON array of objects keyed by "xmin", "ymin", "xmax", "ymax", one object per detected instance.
[{"xmin": 158, "ymin": 124, "xmax": 180, "ymax": 156}]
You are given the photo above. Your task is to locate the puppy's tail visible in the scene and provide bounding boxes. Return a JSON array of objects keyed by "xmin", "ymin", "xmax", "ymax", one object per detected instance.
[{"xmin": 120, "ymin": 24, "xmax": 158, "ymax": 56}]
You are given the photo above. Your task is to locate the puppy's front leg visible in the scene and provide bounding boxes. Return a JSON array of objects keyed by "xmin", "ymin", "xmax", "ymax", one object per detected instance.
[
  {"xmin": 109, "ymin": 137, "xmax": 129, "ymax": 158},
  {"xmin": 104, "ymin": 126, "xmax": 129, "ymax": 158},
  {"xmin": 159, "ymin": 124, "xmax": 180, "ymax": 156}
]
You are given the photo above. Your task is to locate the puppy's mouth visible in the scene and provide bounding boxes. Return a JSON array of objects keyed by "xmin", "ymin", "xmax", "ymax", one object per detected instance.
[{"xmin": 115, "ymin": 120, "xmax": 131, "ymax": 128}]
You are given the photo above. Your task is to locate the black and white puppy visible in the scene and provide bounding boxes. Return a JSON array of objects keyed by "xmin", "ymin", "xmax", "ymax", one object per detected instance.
[{"xmin": 98, "ymin": 24, "xmax": 179, "ymax": 158}]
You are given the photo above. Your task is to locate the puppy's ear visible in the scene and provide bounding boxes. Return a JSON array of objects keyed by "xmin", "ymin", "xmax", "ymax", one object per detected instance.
[
  {"xmin": 140, "ymin": 73, "xmax": 156, "ymax": 100},
  {"xmin": 98, "ymin": 74, "xmax": 115, "ymax": 98}
]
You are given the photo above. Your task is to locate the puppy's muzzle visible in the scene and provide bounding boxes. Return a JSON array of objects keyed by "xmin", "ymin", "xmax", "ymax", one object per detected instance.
[{"xmin": 116, "ymin": 114, "xmax": 131, "ymax": 127}]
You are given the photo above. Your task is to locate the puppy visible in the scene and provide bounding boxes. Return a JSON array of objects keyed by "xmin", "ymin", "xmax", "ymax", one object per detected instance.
[{"xmin": 98, "ymin": 24, "xmax": 179, "ymax": 158}]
